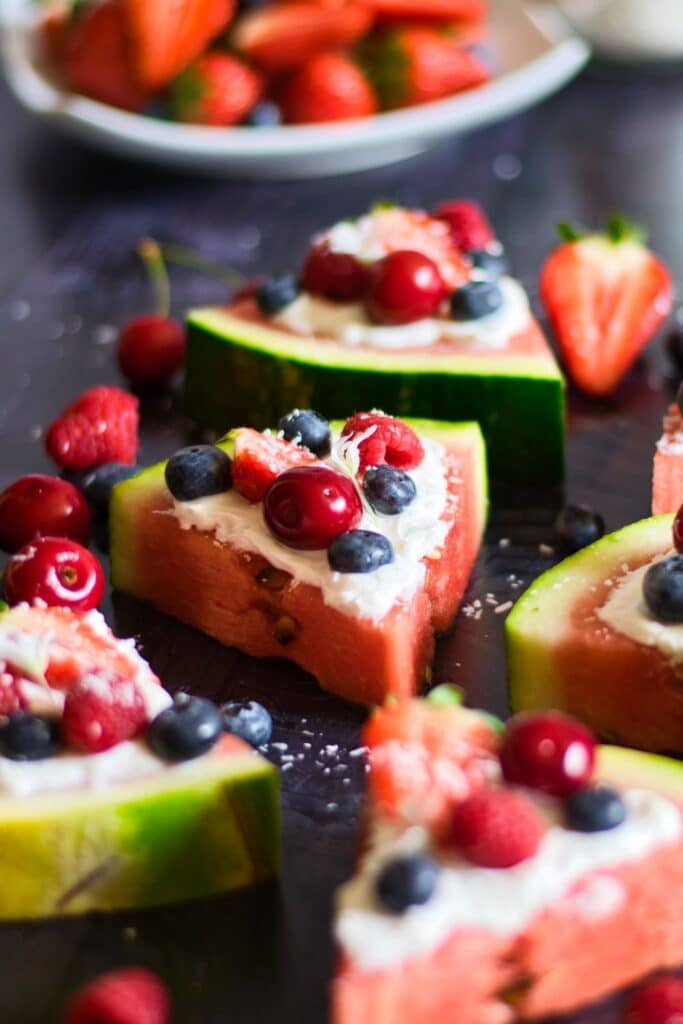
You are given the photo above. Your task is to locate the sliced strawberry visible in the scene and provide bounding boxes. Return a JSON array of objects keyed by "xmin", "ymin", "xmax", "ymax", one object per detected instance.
[
  {"xmin": 540, "ymin": 217, "xmax": 673, "ymax": 398},
  {"xmin": 231, "ymin": 428, "xmax": 317, "ymax": 503},
  {"xmin": 232, "ymin": 2, "xmax": 373, "ymax": 73},
  {"xmin": 124, "ymin": 0, "xmax": 236, "ymax": 90},
  {"xmin": 366, "ymin": 0, "xmax": 485, "ymax": 23}
]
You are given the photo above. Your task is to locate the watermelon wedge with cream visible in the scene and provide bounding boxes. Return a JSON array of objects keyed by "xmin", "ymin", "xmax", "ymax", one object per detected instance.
[{"xmin": 652, "ymin": 391, "xmax": 683, "ymax": 514}]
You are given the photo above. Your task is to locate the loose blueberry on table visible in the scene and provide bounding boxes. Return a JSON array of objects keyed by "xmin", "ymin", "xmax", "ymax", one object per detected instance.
[
  {"xmin": 553, "ymin": 504, "xmax": 605, "ymax": 554},
  {"xmin": 221, "ymin": 699, "xmax": 273, "ymax": 748}
]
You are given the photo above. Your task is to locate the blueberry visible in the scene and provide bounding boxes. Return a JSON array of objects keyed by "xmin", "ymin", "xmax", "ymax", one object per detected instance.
[
  {"xmin": 468, "ymin": 247, "xmax": 509, "ymax": 278},
  {"xmin": 643, "ymin": 555, "xmax": 683, "ymax": 623},
  {"xmin": 82, "ymin": 462, "xmax": 140, "ymax": 514},
  {"xmin": 256, "ymin": 274, "xmax": 299, "ymax": 315},
  {"xmin": 553, "ymin": 504, "xmax": 604, "ymax": 554},
  {"xmin": 165, "ymin": 445, "xmax": 232, "ymax": 502},
  {"xmin": 327, "ymin": 530, "xmax": 394, "ymax": 574},
  {"xmin": 376, "ymin": 854, "xmax": 439, "ymax": 913},
  {"xmin": 146, "ymin": 693, "xmax": 223, "ymax": 762},
  {"xmin": 221, "ymin": 699, "xmax": 272, "ymax": 747},
  {"xmin": 564, "ymin": 786, "xmax": 626, "ymax": 833},
  {"xmin": 247, "ymin": 101, "xmax": 282, "ymax": 128},
  {"xmin": 0, "ymin": 712, "xmax": 61, "ymax": 761},
  {"xmin": 278, "ymin": 409, "xmax": 331, "ymax": 456},
  {"xmin": 450, "ymin": 280, "xmax": 503, "ymax": 320},
  {"xmin": 363, "ymin": 465, "xmax": 416, "ymax": 515}
]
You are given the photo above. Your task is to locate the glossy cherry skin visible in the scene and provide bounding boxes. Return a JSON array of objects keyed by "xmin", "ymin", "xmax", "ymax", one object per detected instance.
[
  {"xmin": 4, "ymin": 537, "xmax": 105, "ymax": 611},
  {"xmin": 300, "ymin": 243, "xmax": 369, "ymax": 302},
  {"xmin": 674, "ymin": 503, "xmax": 683, "ymax": 553},
  {"xmin": 500, "ymin": 711, "xmax": 596, "ymax": 797},
  {"xmin": 263, "ymin": 466, "xmax": 362, "ymax": 550},
  {"xmin": 0, "ymin": 474, "xmax": 91, "ymax": 553},
  {"xmin": 117, "ymin": 314, "xmax": 186, "ymax": 389},
  {"xmin": 626, "ymin": 976, "xmax": 683, "ymax": 1024},
  {"xmin": 365, "ymin": 250, "xmax": 447, "ymax": 325}
]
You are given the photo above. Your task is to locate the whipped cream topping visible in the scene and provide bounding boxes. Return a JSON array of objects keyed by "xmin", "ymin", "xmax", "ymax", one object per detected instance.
[
  {"xmin": 335, "ymin": 789, "xmax": 682, "ymax": 971},
  {"xmin": 596, "ymin": 552, "xmax": 683, "ymax": 661},
  {"xmin": 172, "ymin": 433, "xmax": 452, "ymax": 622}
]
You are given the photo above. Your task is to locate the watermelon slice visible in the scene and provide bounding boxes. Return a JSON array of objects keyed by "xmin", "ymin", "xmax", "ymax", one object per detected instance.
[
  {"xmin": 652, "ymin": 395, "xmax": 683, "ymax": 514},
  {"xmin": 506, "ymin": 514, "xmax": 683, "ymax": 754},
  {"xmin": 0, "ymin": 605, "xmax": 278, "ymax": 920},
  {"xmin": 110, "ymin": 416, "xmax": 487, "ymax": 706},
  {"xmin": 333, "ymin": 696, "xmax": 683, "ymax": 1023}
]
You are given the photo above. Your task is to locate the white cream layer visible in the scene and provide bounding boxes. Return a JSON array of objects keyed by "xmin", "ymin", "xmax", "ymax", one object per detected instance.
[
  {"xmin": 335, "ymin": 789, "xmax": 682, "ymax": 971},
  {"xmin": 172, "ymin": 435, "xmax": 451, "ymax": 622},
  {"xmin": 596, "ymin": 552, "xmax": 683, "ymax": 661}
]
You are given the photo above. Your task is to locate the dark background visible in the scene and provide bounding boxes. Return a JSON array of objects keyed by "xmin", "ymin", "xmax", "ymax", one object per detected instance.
[{"xmin": 1, "ymin": 56, "xmax": 682, "ymax": 1022}]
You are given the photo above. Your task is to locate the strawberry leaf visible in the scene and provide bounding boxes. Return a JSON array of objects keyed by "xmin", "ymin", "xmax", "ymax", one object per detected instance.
[
  {"xmin": 556, "ymin": 221, "xmax": 585, "ymax": 243},
  {"xmin": 606, "ymin": 214, "xmax": 647, "ymax": 245}
]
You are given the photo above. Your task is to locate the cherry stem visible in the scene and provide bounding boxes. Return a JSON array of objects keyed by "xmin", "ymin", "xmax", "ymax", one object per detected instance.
[
  {"xmin": 155, "ymin": 242, "xmax": 247, "ymax": 290},
  {"xmin": 137, "ymin": 237, "xmax": 171, "ymax": 319}
]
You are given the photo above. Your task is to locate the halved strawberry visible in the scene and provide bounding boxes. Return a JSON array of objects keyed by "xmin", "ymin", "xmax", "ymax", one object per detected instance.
[
  {"xmin": 540, "ymin": 217, "xmax": 673, "ymax": 398},
  {"xmin": 365, "ymin": 0, "xmax": 485, "ymax": 23},
  {"xmin": 123, "ymin": 0, "xmax": 236, "ymax": 90},
  {"xmin": 231, "ymin": 428, "xmax": 317, "ymax": 503},
  {"xmin": 232, "ymin": 2, "xmax": 373, "ymax": 73}
]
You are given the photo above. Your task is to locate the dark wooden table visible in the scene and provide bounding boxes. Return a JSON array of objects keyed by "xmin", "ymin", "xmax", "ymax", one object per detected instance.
[{"xmin": 1, "ymin": 57, "xmax": 682, "ymax": 1023}]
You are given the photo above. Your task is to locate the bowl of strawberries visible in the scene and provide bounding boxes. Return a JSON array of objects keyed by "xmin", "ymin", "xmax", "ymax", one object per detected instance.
[{"xmin": 1, "ymin": 0, "xmax": 589, "ymax": 176}]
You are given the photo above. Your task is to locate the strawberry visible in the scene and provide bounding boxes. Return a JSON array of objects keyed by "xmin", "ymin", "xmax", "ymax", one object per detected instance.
[
  {"xmin": 359, "ymin": 27, "xmax": 489, "ymax": 108},
  {"xmin": 170, "ymin": 53, "xmax": 262, "ymax": 126},
  {"xmin": 62, "ymin": 966, "xmax": 170, "ymax": 1024},
  {"xmin": 231, "ymin": 428, "xmax": 317, "ymax": 503},
  {"xmin": 446, "ymin": 788, "xmax": 545, "ymax": 868},
  {"xmin": 45, "ymin": 386, "xmax": 139, "ymax": 472},
  {"xmin": 432, "ymin": 199, "xmax": 495, "ymax": 252},
  {"xmin": 62, "ymin": 673, "xmax": 148, "ymax": 754},
  {"xmin": 40, "ymin": 2, "xmax": 71, "ymax": 67},
  {"xmin": 123, "ymin": 0, "xmax": 236, "ymax": 90},
  {"xmin": 232, "ymin": 2, "xmax": 373, "ymax": 73},
  {"xmin": 341, "ymin": 412, "xmax": 424, "ymax": 472},
  {"xmin": 279, "ymin": 51, "xmax": 377, "ymax": 125},
  {"xmin": 539, "ymin": 217, "xmax": 673, "ymax": 398},
  {"xmin": 62, "ymin": 0, "xmax": 150, "ymax": 112},
  {"xmin": 365, "ymin": 0, "xmax": 484, "ymax": 23}
]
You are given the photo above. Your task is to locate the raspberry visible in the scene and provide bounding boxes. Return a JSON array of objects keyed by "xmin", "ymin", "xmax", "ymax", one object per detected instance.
[
  {"xmin": 45, "ymin": 386, "xmax": 139, "ymax": 471},
  {"xmin": 62, "ymin": 967, "xmax": 170, "ymax": 1024},
  {"xmin": 62, "ymin": 673, "xmax": 148, "ymax": 753},
  {"xmin": 432, "ymin": 200, "xmax": 495, "ymax": 253},
  {"xmin": 446, "ymin": 788, "xmax": 545, "ymax": 868},
  {"xmin": 232, "ymin": 428, "xmax": 317, "ymax": 503},
  {"xmin": 341, "ymin": 412, "xmax": 424, "ymax": 473},
  {"xmin": 626, "ymin": 976, "xmax": 683, "ymax": 1024}
]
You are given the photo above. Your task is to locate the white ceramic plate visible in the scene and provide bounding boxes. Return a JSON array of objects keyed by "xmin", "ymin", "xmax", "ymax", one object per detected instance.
[{"xmin": 1, "ymin": 0, "xmax": 589, "ymax": 178}]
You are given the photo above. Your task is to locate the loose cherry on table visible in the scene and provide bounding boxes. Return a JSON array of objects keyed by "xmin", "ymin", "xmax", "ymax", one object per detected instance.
[
  {"xmin": 500, "ymin": 711, "xmax": 596, "ymax": 797},
  {"xmin": 365, "ymin": 250, "xmax": 447, "ymax": 325},
  {"xmin": 3, "ymin": 537, "xmax": 105, "ymax": 612},
  {"xmin": 626, "ymin": 976, "xmax": 683, "ymax": 1024},
  {"xmin": 117, "ymin": 314, "xmax": 186, "ymax": 390},
  {"xmin": 0, "ymin": 474, "xmax": 91, "ymax": 553},
  {"xmin": 300, "ymin": 243, "xmax": 369, "ymax": 302},
  {"xmin": 263, "ymin": 466, "xmax": 362, "ymax": 550}
]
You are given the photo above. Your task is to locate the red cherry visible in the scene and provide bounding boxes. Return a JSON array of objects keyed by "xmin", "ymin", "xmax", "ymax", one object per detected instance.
[
  {"xmin": 117, "ymin": 314, "xmax": 186, "ymax": 389},
  {"xmin": 0, "ymin": 475, "xmax": 91, "ymax": 553},
  {"xmin": 674, "ymin": 504, "xmax": 683, "ymax": 553},
  {"xmin": 4, "ymin": 537, "xmax": 105, "ymax": 612},
  {"xmin": 263, "ymin": 466, "xmax": 362, "ymax": 550},
  {"xmin": 626, "ymin": 976, "xmax": 683, "ymax": 1024},
  {"xmin": 300, "ymin": 243, "xmax": 370, "ymax": 302},
  {"xmin": 500, "ymin": 711, "xmax": 596, "ymax": 797},
  {"xmin": 365, "ymin": 250, "xmax": 446, "ymax": 325}
]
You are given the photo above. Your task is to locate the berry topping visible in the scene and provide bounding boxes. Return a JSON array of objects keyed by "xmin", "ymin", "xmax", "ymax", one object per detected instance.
[
  {"xmin": 500, "ymin": 711, "xmax": 596, "ymax": 797},
  {"xmin": 62, "ymin": 966, "xmax": 171, "ymax": 1024},
  {"xmin": 45, "ymin": 386, "xmax": 139, "ymax": 472},
  {"xmin": 300, "ymin": 243, "xmax": 369, "ymax": 302},
  {"xmin": 376, "ymin": 854, "xmax": 440, "ymax": 914},
  {"xmin": 81, "ymin": 463, "xmax": 140, "ymax": 515},
  {"xmin": 328, "ymin": 529, "xmax": 394, "ymax": 574},
  {"xmin": 446, "ymin": 788, "xmax": 545, "ymax": 868},
  {"xmin": 221, "ymin": 699, "xmax": 273, "ymax": 747},
  {"xmin": 247, "ymin": 99, "xmax": 282, "ymax": 127},
  {"xmin": 643, "ymin": 555, "xmax": 683, "ymax": 623},
  {"xmin": 674, "ymin": 503, "xmax": 683, "ymax": 554},
  {"xmin": 232, "ymin": 428, "xmax": 317, "ymax": 503},
  {"xmin": 626, "ymin": 976, "xmax": 683, "ymax": 1024},
  {"xmin": 147, "ymin": 693, "xmax": 222, "ymax": 762},
  {"xmin": 553, "ymin": 504, "xmax": 605, "ymax": 554},
  {"xmin": 432, "ymin": 200, "xmax": 495, "ymax": 252},
  {"xmin": 256, "ymin": 274, "xmax": 300, "ymax": 315},
  {"xmin": 342, "ymin": 412, "xmax": 424, "ymax": 473},
  {"xmin": 469, "ymin": 247, "xmax": 509, "ymax": 278},
  {"xmin": 450, "ymin": 280, "xmax": 503, "ymax": 321},
  {"xmin": 564, "ymin": 785, "xmax": 626, "ymax": 833},
  {"xmin": 165, "ymin": 445, "xmax": 232, "ymax": 502},
  {"xmin": 0, "ymin": 712, "xmax": 62, "ymax": 761},
  {"xmin": 4, "ymin": 537, "xmax": 105, "ymax": 612},
  {"xmin": 362, "ymin": 464, "xmax": 417, "ymax": 515},
  {"xmin": 277, "ymin": 409, "xmax": 331, "ymax": 457},
  {"xmin": 264, "ymin": 466, "xmax": 362, "ymax": 550},
  {"xmin": 0, "ymin": 475, "xmax": 91, "ymax": 553},
  {"xmin": 63, "ymin": 674, "xmax": 148, "ymax": 754},
  {"xmin": 117, "ymin": 314, "xmax": 186, "ymax": 390},
  {"xmin": 366, "ymin": 250, "xmax": 446, "ymax": 325}
]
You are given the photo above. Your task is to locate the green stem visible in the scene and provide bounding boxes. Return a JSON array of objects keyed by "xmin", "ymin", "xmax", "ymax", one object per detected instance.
[
  {"xmin": 137, "ymin": 237, "xmax": 171, "ymax": 319},
  {"xmin": 157, "ymin": 242, "xmax": 247, "ymax": 290}
]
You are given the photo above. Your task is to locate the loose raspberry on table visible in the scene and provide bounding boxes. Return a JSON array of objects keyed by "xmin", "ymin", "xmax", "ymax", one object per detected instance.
[
  {"xmin": 432, "ymin": 200, "xmax": 495, "ymax": 253},
  {"xmin": 45, "ymin": 386, "xmax": 139, "ymax": 471},
  {"xmin": 62, "ymin": 966, "xmax": 171, "ymax": 1024},
  {"xmin": 341, "ymin": 412, "xmax": 424, "ymax": 473},
  {"xmin": 62, "ymin": 672, "xmax": 147, "ymax": 753},
  {"xmin": 446, "ymin": 787, "xmax": 545, "ymax": 868}
]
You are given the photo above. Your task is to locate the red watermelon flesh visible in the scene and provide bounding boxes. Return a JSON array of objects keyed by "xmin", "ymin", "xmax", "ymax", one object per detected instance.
[{"xmin": 652, "ymin": 401, "xmax": 683, "ymax": 515}]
